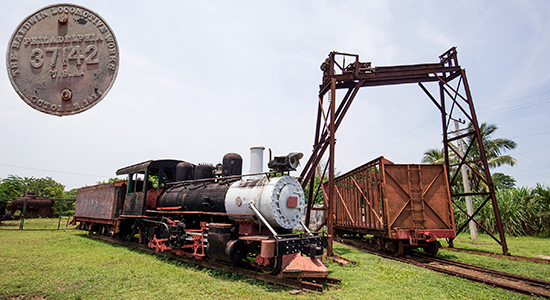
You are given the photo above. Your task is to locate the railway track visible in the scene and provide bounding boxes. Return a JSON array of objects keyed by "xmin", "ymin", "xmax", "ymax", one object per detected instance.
[
  {"xmin": 338, "ymin": 237, "xmax": 550, "ymax": 299},
  {"xmin": 86, "ymin": 234, "xmax": 340, "ymax": 294},
  {"xmin": 441, "ymin": 246, "xmax": 550, "ymax": 264}
]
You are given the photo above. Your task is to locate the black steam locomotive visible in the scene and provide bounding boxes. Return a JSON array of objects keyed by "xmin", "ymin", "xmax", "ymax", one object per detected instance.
[{"xmin": 72, "ymin": 150, "xmax": 328, "ymax": 278}]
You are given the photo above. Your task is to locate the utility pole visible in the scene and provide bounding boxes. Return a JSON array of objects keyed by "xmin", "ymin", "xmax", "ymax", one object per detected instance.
[{"xmin": 454, "ymin": 119, "xmax": 478, "ymax": 240}]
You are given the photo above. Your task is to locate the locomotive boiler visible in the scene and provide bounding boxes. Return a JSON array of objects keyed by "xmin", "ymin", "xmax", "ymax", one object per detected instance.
[
  {"xmin": 73, "ymin": 149, "xmax": 328, "ymax": 278},
  {"xmin": 3, "ymin": 191, "xmax": 53, "ymax": 220}
]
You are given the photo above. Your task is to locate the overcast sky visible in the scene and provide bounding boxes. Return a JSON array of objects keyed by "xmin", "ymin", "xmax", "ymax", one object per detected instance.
[{"xmin": 1, "ymin": 1, "xmax": 549, "ymax": 191}]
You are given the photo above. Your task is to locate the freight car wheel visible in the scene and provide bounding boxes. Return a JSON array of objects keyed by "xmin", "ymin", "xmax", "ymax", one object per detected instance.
[
  {"xmin": 391, "ymin": 240, "xmax": 404, "ymax": 257},
  {"xmin": 423, "ymin": 241, "xmax": 441, "ymax": 256},
  {"xmin": 372, "ymin": 237, "xmax": 383, "ymax": 251}
]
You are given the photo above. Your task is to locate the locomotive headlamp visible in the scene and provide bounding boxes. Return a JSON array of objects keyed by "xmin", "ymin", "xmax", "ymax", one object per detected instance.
[{"xmin": 268, "ymin": 152, "xmax": 304, "ymax": 172}]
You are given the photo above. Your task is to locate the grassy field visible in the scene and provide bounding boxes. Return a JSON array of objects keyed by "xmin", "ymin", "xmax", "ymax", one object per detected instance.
[
  {"xmin": 451, "ymin": 233, "xmax": 550, "ymax": 258},
  {"xmin": 437, "ymin": 234, "xmax": 550, "ymax": 282},
  {"xmin": 0, "ymin": 216, "xmax": 75, "ymax": 230},
  {"xmin": 1, "ymin": 219, "xmax": 549, "ymax": 300}
]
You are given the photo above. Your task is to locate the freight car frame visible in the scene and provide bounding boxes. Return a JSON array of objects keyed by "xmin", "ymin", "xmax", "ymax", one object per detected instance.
[{"xmin": 328, "ymin": 156, "xmax": 456, "ymax": 256}]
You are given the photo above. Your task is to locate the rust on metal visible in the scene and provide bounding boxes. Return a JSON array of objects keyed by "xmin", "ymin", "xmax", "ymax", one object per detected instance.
[
  {"xmin": 74, "ymin": 182, "xmax": 125, "ymax": 221},
  {"xmin": 260, "ymin": 239, "xmax": 276, "ymax": 257},
  {"xmin": 327, "ymin": 157, "xmax": 456, "ymax": 243},
  {"xmin": 6, "ymin": 4, "xmax": 119, "ymax": 116},
  {"xmin": 5, "ymin": 191, "xmax": 53, "ymax": 218},
  {"xmin": 301, "ymin": 47, "xmax": 509, "ymax": 255},
  {"xmin": 280, "ymin": 252, "xmax": 329, "ymax": 278}
]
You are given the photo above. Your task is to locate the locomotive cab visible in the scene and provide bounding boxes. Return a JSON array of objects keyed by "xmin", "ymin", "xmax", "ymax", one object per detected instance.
[{"xmin": 116, "ymin": 159, "xmax": 184, "ymax": 216}]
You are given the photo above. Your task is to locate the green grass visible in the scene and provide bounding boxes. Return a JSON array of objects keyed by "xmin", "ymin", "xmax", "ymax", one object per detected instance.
[
  {"xmin": 0, "ymin": 216, "xmax": 75, "ymax": 230},
  {"xmin": 1, "ymin": 219, "xmax": 548, "ymax": 299},
  {"xmin": 450, "ymin": 233, "xmax": 550, "ymax": 258},
  {"xmin": 437, "ymin": 234, "xmax": 550, "ymax": 282}
]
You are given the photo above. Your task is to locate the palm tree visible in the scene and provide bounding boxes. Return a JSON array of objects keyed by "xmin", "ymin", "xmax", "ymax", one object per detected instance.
[
  {"xmin": 422, "ymin": 122, "xmax": 517, "ymax": 192},
  {"xmin": 467, "ymin": 123, "xmax": 517, "ymax": 168},
  {"xmin": 421, "ymin": 148, "xmax": 446, "ymax": 165},
  {"xmin": 465, "ymin": 123, "xmax": 517, "ymax": 191}
]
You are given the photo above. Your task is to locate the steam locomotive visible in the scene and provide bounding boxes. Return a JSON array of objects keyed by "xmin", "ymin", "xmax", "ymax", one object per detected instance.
[
  {"xmin": 72, "ymin": 148, "xmax": 328, "ymax": 278},
  {"xmin": 2, "ymin": 191, "xmax": 53, "ymax": 220}
]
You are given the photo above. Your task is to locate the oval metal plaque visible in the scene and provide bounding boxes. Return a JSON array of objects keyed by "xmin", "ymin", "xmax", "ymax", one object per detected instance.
[{"xmin": 6, "ymin": 4, "xmax": 119, "ymax": 116}]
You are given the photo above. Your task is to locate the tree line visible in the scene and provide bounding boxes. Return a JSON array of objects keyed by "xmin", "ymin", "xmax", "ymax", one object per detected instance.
[{"xmin": 0, "ymin": 175, "xmax": 78, "ymax": 217}]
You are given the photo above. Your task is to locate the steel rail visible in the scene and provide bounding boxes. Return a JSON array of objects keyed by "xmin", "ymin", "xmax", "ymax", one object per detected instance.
[
  {"xmin": 415, "ymin": 253, "xmax": 550, "ymax": 290},
  {"xmin": 86, "ymin": 234, "xmax": 340, "ymax": 294},
  {"xmin": 338, "ymin": 237, "xmax": 550, "ymax": 298},
  {"xmin": 441, "ymin": 246, "xmax": 550, "ymax": 265}
]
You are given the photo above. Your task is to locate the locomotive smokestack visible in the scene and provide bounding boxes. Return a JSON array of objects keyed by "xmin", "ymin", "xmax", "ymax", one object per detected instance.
[{"xmin": 249, "ymin": 146, "xmax": 265, "ymax": 176}]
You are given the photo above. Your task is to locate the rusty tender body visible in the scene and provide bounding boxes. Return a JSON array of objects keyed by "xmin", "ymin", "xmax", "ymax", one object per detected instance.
[
  {"xmin": 328, "ymin": 157, "xmax": 456, "ymax": 256},
  {"xmin": 72, "ymin": 152, "xmax": 328, "ymax": 278},
  {"xmin": 73, "ymin": 181, "xmax": 126, "ymax": 231}
]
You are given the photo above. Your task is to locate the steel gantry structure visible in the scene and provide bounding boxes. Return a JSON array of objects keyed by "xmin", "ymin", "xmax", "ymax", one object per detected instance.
[{"xmin": 299, "ymin": 47, "xmax": 508, "ymax": 255}]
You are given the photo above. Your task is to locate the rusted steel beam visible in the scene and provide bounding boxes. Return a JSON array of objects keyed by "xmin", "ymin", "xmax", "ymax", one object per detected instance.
[
  {"xmin": 460, "ymin": 69, "xmax": 508, "ymax": 254},
  {"xmin": 300, "ymin": 83, "xmax": 362, "ymax": 189},
  {"xmin": 419, "ymin": 82, "xmax": 443, "ymax": 111},
  {"xmin": 451, "ymin": 196, "xmax": 503, "ymax": 246},
  {"xmin": 304, "ymin": 47, "xmax": 507, "ymax": 256},
  {"xmin": 327, "ymin": 77, "xmax": 336, "ymax": 256}
]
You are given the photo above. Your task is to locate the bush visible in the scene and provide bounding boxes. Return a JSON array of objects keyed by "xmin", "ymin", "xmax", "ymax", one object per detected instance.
[
  {"xmin": 51, "ymin": 199, "xmax": 76, "ymax": 217},
  {"xmin": 454, "ymin": 185, "xmax": 550, "ymax": 237}
]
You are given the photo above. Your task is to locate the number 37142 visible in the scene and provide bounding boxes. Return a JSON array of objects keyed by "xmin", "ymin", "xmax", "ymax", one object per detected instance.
[{"xmin": 29, "ymin": 45, "xmax": 99, "ymax": 69}]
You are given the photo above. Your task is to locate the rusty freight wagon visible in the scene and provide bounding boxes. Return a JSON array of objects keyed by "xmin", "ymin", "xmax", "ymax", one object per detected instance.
[
  {"xmin": 72, "ymin": 181, "xmax": 127, "ymax": 235},
  {"xmin": 327, "ymin": 156, "xmax": 456, "ymax": 256}
]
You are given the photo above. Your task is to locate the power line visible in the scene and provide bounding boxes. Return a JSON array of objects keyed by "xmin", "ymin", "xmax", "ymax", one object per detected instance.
[
  {"xmin": 512, "ymin": 151, "xmax": 550, "ymax": 170},
  {"xmin": 480, "ymin": 98, "xmax": 550, "ymax": 117},
  {"xmin": 338, "ymin": 120, "xmax": 439, "ymax": 160},
  {"xmin": 339, "ymin": 90, "xmax": 550, "ymax": 160},
  {"xmin": 0, "ymin": 163, "xmax": 108, "ymax": 178},
  {"xmin": 477, "ymin": 90, "xmax": 550, "ymax": 110},
  {"xmin": 509, "ymin": 130, "xmax": 550, "ymax": 139},
  {"xmin": 500, "ymin": 165, "xmax": 548, "ymax": 185}
]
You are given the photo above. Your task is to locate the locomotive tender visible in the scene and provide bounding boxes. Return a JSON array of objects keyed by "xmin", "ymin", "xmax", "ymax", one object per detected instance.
[{"xmin": 73, "ymin": 149, "xmax": 328, "ymax": 278}]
